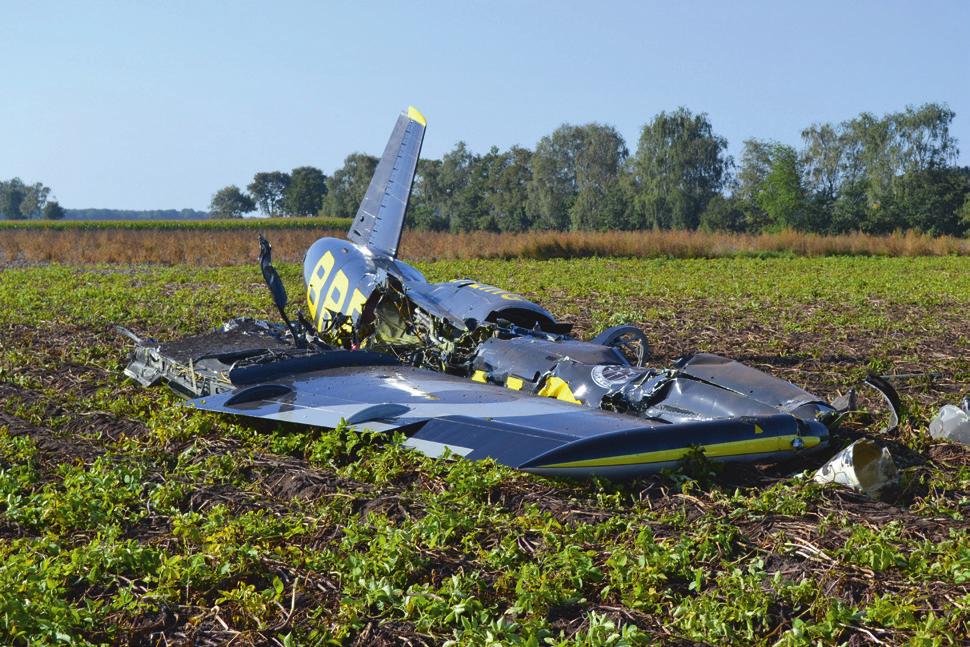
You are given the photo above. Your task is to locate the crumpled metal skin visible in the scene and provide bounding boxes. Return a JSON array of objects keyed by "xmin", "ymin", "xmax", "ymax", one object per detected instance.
[{"xmin": 814, "ymin": 439, "xmax": 899, "ymax": 497}]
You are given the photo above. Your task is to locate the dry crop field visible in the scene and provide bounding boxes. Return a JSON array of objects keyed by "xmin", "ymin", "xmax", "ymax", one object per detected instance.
[
  {"xmin": 0, "ymin": 247, "xmax": 968, "ymax": 645},
  {"xmin": 1, "ymin": 221, "xmax": 969, "ymax": 264}
]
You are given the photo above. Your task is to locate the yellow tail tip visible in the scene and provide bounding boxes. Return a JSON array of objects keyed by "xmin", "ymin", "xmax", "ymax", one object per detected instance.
[{"xmin": 407, "ymin": 105, "xmax": 427, "ymax": 126}]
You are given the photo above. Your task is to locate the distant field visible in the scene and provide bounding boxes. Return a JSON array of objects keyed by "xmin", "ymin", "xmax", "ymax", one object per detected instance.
[
  {"xmin": 1, "ymin": 225, "xmax": 967, "ymax": 264},
  {"xmin": 0, "ymin": 257, "xmax": 967, "ymax": 644}
]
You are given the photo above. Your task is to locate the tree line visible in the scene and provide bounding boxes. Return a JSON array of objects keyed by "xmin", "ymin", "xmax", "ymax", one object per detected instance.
[
  {"xmin": 220, "ymin": 103, "xmax": 968, "ymax": 235},
  {"xmin": 7, "ymin": 103, "xmax": 966, "ymax": 235},
  {"xmin": 210, "ymin": 167, "xmax": 329, "ymax": 219}
]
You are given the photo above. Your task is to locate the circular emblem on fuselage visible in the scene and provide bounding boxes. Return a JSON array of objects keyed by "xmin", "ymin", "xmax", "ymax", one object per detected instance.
[{"xmin": 590, "ymin": 365, "xmax": 645, "ymax": 389}]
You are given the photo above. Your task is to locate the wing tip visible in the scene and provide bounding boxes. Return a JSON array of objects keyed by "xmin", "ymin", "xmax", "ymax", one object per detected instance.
[{"xmin": 406, "ymin": 105, "xmax": 427, "ymax": 127}]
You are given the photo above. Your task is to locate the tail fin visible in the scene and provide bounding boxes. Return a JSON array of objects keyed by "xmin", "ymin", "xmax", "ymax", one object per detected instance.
[{"xmin": 346, "ymin": 106, "xmax": 426, "ymax": 258}]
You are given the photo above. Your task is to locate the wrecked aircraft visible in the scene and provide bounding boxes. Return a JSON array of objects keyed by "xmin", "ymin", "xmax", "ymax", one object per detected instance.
[{"xmin": 123, "ymin": 107, "xmax": 894, "ymax": 479}]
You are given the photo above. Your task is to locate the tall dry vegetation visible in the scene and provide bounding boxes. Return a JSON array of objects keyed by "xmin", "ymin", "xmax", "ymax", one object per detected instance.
[{"xmin": 0, "ymin": 228, "xmax": 967, "ymax": 265}]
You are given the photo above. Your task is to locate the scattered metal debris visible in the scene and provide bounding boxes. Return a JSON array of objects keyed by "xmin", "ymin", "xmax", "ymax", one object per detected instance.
[
  {"xmin": 863, "ymin": 374, "xmax": 903, "ymax": 431},
  {"xmin": 813, "ymin": 439, "xmax": 899, "ymax": 497},
  {"xmin": 929, "ymin": 397, "xmax": 970, "ymax": 445}
]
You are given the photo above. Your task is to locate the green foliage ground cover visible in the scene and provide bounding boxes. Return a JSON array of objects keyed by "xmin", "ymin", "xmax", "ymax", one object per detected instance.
[
  {"xmin": 0, "ymin": 257, "xmax": 967, "ymax": 645},
  {"xmin": 0, "ymin": 217, "xmax": 351, "ymax": 231}
]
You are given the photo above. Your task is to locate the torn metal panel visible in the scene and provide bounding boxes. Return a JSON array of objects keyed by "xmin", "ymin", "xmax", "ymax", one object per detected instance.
[{"xmin": 813, "ymin": 439, "xmax": 899, "ymax": 497}]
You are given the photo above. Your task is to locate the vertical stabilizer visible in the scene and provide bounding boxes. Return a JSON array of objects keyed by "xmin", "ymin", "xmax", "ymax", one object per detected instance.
[{"xmin": 346, "ymin": 106, "xmax": 426, "ymax": 258}]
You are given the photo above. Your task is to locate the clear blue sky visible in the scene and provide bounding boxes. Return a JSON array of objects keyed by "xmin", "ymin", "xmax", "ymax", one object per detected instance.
[{"xmin": 3, "ymin": 1, "xmax": 968, "ymax": 211}]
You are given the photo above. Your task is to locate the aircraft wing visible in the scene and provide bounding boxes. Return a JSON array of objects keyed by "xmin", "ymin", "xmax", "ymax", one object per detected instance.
[
  {"xmin": 346, "ymin": 106, "xmax": 426, "ymax": 258},
  {"xmin": 186, "ymin": 364, "xmax": 822, "ymax": 478}
]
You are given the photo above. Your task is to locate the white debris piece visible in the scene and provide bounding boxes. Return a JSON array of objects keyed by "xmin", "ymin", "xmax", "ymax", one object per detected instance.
[
  {"xmin": 928, "ymin": 398, "xmax": 970, "ymax": 446},
  {"xmin": 813, "ymin": 439, "xmax": 898, "ymax": 497}
]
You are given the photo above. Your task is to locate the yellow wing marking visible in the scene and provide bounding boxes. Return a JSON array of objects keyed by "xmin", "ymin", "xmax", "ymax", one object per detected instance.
[{"xmin": 540, "ymin": 435, "xmax": 822, "ymax": 469}]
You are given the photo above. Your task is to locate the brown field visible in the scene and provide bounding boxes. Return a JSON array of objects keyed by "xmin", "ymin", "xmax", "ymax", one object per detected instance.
[{"xmin": 1, "ymin": 227, "xmax": 967, "ymax": 265}]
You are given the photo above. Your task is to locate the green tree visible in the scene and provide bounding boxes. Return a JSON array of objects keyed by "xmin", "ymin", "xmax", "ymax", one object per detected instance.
[
  {"xmin": 19, "ymin": 182, "xmax": 51, "ymax": 218},
  {"xmin": 527, "ymin": 125, "xmax": 586, "ymax": 230},
  {"xmin": 888, "ymin": 166, "xmax": 970, "ymax": 236},
  {"xmin": 895, "ymin": 103, "xmax": 958, "ymax": 172},
  {"xmin": 840, "ymin": 111, "xmax": 899, "ymax": 213},
  {"xmin": 410, "ymin": 159, "xmax": 449, "ymax": 230},
  {"xmin": 632, "ymin": 108, "xmax": 730, "ymax": 230},
  {"xmin": 483, "ymin": 146, "xmax": 534, "ymax": 232},
  {"xmin": 736, "ymin": 139, "xmax": 775, "ymax": 231},
  {"xmin": 569, "ymin": 124, "xmax": 629, "ymax": 230},
  {"xmin": 527, "ymin": 123, "xmax": 629, "ymax": 231},
  {"xmin": 756, "ymin": 144, "xmax": 807, "ymax": 230},
  {"xmin": 283, "ymin": 166, "xmax": 328, "ymax": 217},
  {"xmin": 699, "ymin": 194, "xmax": 746, "ymax": 232},
  {"xmin": 42, "ymin": 201, "xmax": 65, "ymax": 220},
  {"xmin": 209, "ymin": 185, "xmax": 255, "ymax": 219},
  {"xmin": 321, "ymin": 154, "xmax": 378, "ymax": 218},
  {"xmin": 0, "ymin": 178, "xmax": 27, "ymax": 219},
  {"xmin": 961, "ymin": 193, "xmax": 970, "ymax": 233},
  {"xmin": 247, "ymin": 171, "xmax": 290, "ymax": 217},
  {"xmin": 801, "ymin": 123, "xmax": 848, "ymax": 202},
  {"xmin": 835, "ymin": 103, "xmax": 958, "ymax": 232},
  {"xmin": 829, "ymin": 178, "xmax": 868, "ymax": 233},
  {"xmin": 437, "ymin": 142, "xmax": 488, "ymax": 232}
]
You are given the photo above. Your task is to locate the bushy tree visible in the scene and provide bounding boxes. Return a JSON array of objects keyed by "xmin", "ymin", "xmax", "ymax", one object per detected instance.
[
  {"xmin": 410, "ymin": 159, "xmax": 449, "ymax": 230},
  {"xmin": 632, "ymin": 108, "xmax": 730, "ymax": 230},
  {"xmin": 800, "ymin": 103, "xmax": 960, "ymax": 233},
  {"xmin": 0, "ymin": 178, "xmax": 27, "ymax": 219},
  {"xmin": 434, "ymin": 142, "xmax": 482, "ymax": 231},
  {"xmin": 756, "ymin": 145, "xmax": 807, "ymax": 230},
  {"xmin": 801, "ymin": 123, "xmax": 848, "ymax": 202},
  {"xmin": 527, "ymin": 123, "xmax": 629, "ymax": 231},
  {"xmin": 248, "ymin": 171, "xmax": 290, "ymax": 217},
  {"xmin": 19, "ymin": 182, "xmax": 50, "ymax": 218},
  {"xmin": 209, "ymin": 185, "xmax": 255, "ymax": 219},
  {"xmin": 961, "ymin": 194, "xmax": 970, "ymax": 233},
  {"xmin": 736, "ymin": 139, "xmax": 775, "ymax": 231},
  {"xmin": 527, "ymin": 126, "xmax": 585, "ymax": 231},
  {"xmin": 0, "ymin": 178, "xmax": 51, "ymax": 219},
  {"xmin": 887, "ymin": 166, "xmax": 970, "ymax": 236},
  {"xmin": 283, "ymin": 166, "xmax": 328, "ymax": 217},
  {"xmin": 569, "ymin": 125, "xmax": 629, "ymax": 230},
  {"xmin": 699, "ymin": 194, "xmax": 746, "ymax": 232},
  {"xmin": 42, "ymin": 201, "xmax": 65, "ymax": 220},
  {"xmin": 321, "ymin": 154, "xmax": 378, "ymax": 218},
  {"xmin": 483, "ymin": 146, "xmax": 533, "ymax": 232}
]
